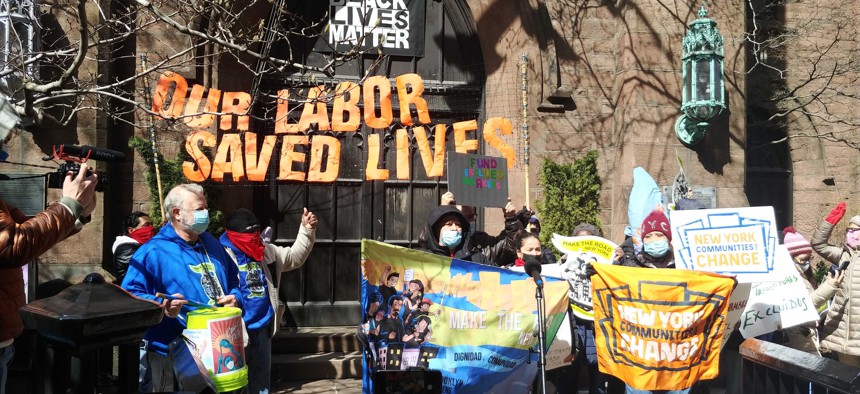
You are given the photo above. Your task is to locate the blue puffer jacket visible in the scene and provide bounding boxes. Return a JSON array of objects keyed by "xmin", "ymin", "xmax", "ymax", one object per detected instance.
[{"xmin": 122, "ymin": 223, "xmax": 243, "ymax": 355}]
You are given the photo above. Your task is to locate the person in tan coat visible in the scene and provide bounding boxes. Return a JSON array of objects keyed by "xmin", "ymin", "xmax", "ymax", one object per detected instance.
[
  {"xmin": 781, "ymin": 226, "xmax": 842, "ymax": 355},
  {"xmin": 811, "ymin": 202, "xmax": 860, "ymax": 366},
  {"xmin": 0, "ymin": 163, "xmax": 97, "ymax": 394}
]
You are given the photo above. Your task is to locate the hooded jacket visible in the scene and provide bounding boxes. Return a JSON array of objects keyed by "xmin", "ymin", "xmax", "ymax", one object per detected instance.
[
  {"xmin": 420, "ymin": 205, "xmax": 514, "ymax": 265},
  {"xmin": 0, "ymin": 197, "xmax": 81, "ymax": 345},
  {"xmin": 121, "ymin": 223, "xmax": 243, "ymax": 355},
  {"xmin": 421, "ymin": 205, "xmax": 475, "ymax": 260}
]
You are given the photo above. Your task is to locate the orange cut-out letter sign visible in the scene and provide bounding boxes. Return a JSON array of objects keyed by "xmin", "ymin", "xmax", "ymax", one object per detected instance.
[
  {"xmin": 244, "ymin": 132, "xmax": 277, "ymax": 182},
  {"xmin": 413, "ymin": 124, "xmax": 446, "ymax": 177},
  {"xmin": 298, "ymin": 86, "xmax": 332, "ymax": 132},
  {"xmin": 365, "ymin": 133, "xmax": 389, "ymax": 180},
  {"xmin": 332, "ymin": 82, "xmax": 361, "ymax": 132},
  {"xmin": 396, "ymin": 128, "xmax": 410, "ymax": 179},
  {"xmin": 482, "ymin": 117, "xmax": 516, "ymax": 168},
  {"xmin": 278, "ymin": 135, "xmax": 309, "ymax": 181},
  {"xmin": 363, "ymin": 76, "xmax": 393, "ymax": 129},
  {"xmin": 395, "ymin": 74, "xmax": 431, "ymax": 126},
  {"xmin": 308, "ymin": 135, "xmax": 341, "ymax": 183},
  {"xmin": 453, "ymin": 120, "xmax": 479, "ymax": 154},
  {"xmin": 183, "ymin": 130, "xmax": 216, "ymax": 182},
  {"xmin": 183, "ymin": 85, "xmax": 219, "ymax": 128},
  {"xmin": 211, "ymin": 133, "xmax": 246, "ymax": 182},
  {"xmin": 220, "ymin": 92, "xmax": 251, "ymax": 131},
  {"xmin": 153, "ymin": 72, "xmax": 188, "ymax": 119},
  {"xmin": 274, "ymin": 89, "xmax": 300, "ymax": 134}
]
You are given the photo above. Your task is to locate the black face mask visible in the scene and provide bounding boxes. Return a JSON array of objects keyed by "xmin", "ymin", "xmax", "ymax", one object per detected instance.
[{"xmin": 522, "ymin": 253, "xmax": 542, "ymax": 266}]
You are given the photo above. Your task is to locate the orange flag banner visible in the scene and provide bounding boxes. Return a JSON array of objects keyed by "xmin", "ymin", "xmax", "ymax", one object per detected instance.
[{"xmin": 592, "ymin": 264, "xmax": 735, "ymax": 391}]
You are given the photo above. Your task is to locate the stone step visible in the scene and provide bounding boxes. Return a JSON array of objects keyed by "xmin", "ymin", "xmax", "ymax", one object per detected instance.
[
  {"xmin": 273, "ymin": 326, "xmax": 361, "ymax": 354},
  {"xmin": 271, "ymin": 351, "xmax": 364, "ymax": 381},
  {"xmin": 271, "ymin": 378, "xmax": 362, "ymax": 393}
]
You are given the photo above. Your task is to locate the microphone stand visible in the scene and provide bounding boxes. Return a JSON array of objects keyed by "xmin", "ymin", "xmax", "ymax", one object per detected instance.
[{"xmin": 534, "ymin": 283, "xmax": 547, "ymax": 394}]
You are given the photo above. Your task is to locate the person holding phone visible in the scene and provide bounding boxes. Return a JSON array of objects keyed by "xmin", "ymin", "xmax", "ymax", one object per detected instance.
[{"xmin": 812, "ymin": 202, "xmax": 860, "ymax": 366}]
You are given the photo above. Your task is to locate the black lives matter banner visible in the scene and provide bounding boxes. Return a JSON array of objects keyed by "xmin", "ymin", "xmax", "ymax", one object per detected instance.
[{"xmin": 318, "ymin": 0, "xmax": 426, "ymax": 57}]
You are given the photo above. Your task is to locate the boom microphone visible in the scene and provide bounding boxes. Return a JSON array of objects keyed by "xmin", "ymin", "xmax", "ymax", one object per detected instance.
[
  {"xmin": 524, "ymin": 258, "xmax": 544, "ymax": 288},
  {"xmin": 58, "ymin": 144, "xmax": 126, "ymax": 162}
]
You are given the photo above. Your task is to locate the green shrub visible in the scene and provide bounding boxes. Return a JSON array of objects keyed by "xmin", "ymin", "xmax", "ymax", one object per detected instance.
[{"xmin": 536, "ymin": 151, "xmax": 602, "ymax": 253}]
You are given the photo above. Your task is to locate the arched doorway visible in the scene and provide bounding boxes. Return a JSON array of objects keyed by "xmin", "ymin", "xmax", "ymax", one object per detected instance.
[{"xmin": 258, "ymin": 0, "xmax": 486, "ymax": 327}]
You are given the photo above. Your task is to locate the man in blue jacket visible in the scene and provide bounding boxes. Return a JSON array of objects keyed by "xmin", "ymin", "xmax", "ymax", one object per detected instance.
[{"xmin": 122, "ymin": 184, "xmax": 242, "ymax": 393}]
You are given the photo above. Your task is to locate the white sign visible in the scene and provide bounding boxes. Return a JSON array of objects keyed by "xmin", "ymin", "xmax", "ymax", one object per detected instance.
[
  {"xmin": 551, "ymin": 235, "xmax": 618, "ymax": 321},
  {"xmin": 544, "ymin": 311, "xmax": 573, "ymax": 371},
  {"xmin": 670, "ymin": 206, "xmax": 777, "ymax": 283},
  {"xmin": 720, "ymin": 246, "xmax": 818, "ymax": 342},
  {"xmin": 324, "ymin": 0, "xmax": 426, "ymax": 56}
]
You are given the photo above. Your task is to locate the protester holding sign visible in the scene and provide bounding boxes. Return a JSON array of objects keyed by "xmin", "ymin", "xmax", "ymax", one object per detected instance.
[
  {"xmin": 617, "ymin": 210, "xmax": 677, "ymax": 270},
  {"xmin": 811, "ymin": 202, "xmax": 860, "ymax": 366},
  {"xmin": 420, "ymin": 204, "xmax": 513, "ymax": 265},
  {"xmin": 778, "ymin": 227, "xmax": 842, "ymax": 356},
  {"xmin": 554, "ymin": 223, "xmax": 616, "ymax": 394}
]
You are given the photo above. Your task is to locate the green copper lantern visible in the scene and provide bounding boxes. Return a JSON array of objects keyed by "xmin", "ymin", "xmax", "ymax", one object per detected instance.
[{"xmin": 675, "ymin": 5, "xmax": 725, "ymax": 145}]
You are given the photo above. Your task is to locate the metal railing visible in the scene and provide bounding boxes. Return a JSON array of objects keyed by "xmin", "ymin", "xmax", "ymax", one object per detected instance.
[{"xmin": 740, "ymin": 338, "xmax": 860, "ymax": 393}]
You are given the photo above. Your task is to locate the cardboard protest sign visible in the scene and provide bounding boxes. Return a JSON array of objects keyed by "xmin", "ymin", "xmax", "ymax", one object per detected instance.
[
  {"xmin": 551, "ymin": 234, "xmax": 618, "ymax": 320},
  {"xmin": 670, "ymin": 207, "xmax": 778, "ymax": 283},
  {"xmin": 720, "ymin": 246, "xmax": 819, "ymax": 340},
  {"xmin": 360, "ymin": 240, "xmax": 570, "ymax": 394},
  {"xmin": 592, "ymin": 264, "xmax": 734, "ymax": 392},
  {"xmin": 446, "ymin": 153, "xmax": 508, "ymax": 208}
]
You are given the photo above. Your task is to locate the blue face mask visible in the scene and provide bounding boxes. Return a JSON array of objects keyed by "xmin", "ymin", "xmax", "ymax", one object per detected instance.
[
  {"xmin": 184, "ymin": 209, "xmax": 210, "ymax": 234},
  {"xmin": 644, "ymin": 239, "xmax": 670, "ymax": 257},
  {"xmin": 440, "ymin": 230, "xmax": 462, "ymax": 248}
]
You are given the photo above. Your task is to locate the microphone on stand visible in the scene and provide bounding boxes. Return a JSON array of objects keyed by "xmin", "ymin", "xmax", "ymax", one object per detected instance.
[
  {"xmin": 523, "ymin": 254, "xmax": 547, "ymax": 394},
  {"xmin": 524, "ymin": 256, "xmax": 544, "ymax": 288}
]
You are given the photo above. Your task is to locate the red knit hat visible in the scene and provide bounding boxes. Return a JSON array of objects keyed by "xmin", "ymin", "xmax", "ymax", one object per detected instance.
[
  {"xmin": 641, "ymin": 210, "xmax": 672, "ymax": 241},
  {"xmin": 783, "ymin": 226, "xmax": 813, "ymax": 257}
]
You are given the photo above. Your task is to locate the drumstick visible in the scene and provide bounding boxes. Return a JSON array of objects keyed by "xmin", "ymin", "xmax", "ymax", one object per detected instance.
[{"xmin": 155, "ymin": 292, "xmax": 217, "ymax": 309}]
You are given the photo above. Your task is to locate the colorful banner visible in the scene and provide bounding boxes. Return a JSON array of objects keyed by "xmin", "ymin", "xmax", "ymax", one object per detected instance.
[
  {"xmin": 360, "ymin": 240, "xmax": 571, "ymax": 394},
  {"xmin": 670, "ymin": 206, "xmax": 778, "ymax": 282},
  {"xmin": 592, "ymin": 264, "xmax": 735, "ymax": 391},
  {"xmin": 722, "ymin": 245, "xmax": 818, "ymax": 341},
  {"xmin": 446, "ymin": 153, "xmax": 509, "ymax": 207},
  {"xmin": 551, "ymin": 234, "xmax": 618, "ymax": 321}
]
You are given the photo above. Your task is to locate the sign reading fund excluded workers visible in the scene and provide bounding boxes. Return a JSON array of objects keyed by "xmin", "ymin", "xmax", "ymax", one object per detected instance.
[
  {"xmin": 446, "ymin": 153, "xmax": 508, "ymax": 207},
  {"xmin": 317, "ymin": 0, "xmax": 426, "ymax": 57},
  {"xmin": 151, "ymin": 72, "xmax": 517, "ymax": 183},
  {"xmin": 669, "ymin": 206, "xmax": 778, "ymax": 283}
]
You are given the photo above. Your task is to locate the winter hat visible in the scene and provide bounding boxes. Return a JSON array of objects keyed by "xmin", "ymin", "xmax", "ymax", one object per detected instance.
[
  {"xmin": 640, "ymin": 210, "xmax": 671, "ymax": 241},
  {"xmin": 573, "ymin": 223, "xmax": 602, "ymax": 237},
  {"xmin": 783, "ymin": 226, "xmax": 813, "ymax": 257},
  {"xmin": 850, "ymin": 215, "xmax": 860, "ymax": 227},
  {"xmin": 225, "ymin": 208, "xmax": 261, "ymax": 233}
]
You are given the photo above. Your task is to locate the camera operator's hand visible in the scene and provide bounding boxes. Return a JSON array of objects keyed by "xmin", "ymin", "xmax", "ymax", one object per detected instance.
[{"xmin": 63, "ymin": 162, "xmax": 98, "ymax": 216}]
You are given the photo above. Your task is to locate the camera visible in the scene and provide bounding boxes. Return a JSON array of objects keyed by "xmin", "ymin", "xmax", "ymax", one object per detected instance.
[
  {"xmin": 43, "ymin": 144, "xmax": 124, "ymax": 192},
  {"xmin": 47, "ymin": 162, "xmax": 108, "ymax": 192}
]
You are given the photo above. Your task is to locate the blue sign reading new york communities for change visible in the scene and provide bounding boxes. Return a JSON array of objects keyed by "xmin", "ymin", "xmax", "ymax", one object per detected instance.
[
  {"xmin": 669, "ymin": 207, "xmax": 777, "ymax": 283},
  {"xmin": 446, "ymin": 153, "xmax": 508, "ymax": 208}
]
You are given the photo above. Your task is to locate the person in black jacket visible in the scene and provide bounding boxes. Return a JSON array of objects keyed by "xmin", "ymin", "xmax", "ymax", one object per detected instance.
[
  {"xmin": 111, "ymin": 211, "xmax": 154, "ymax": 283},
  {"xmin": 418, "ymin": 193, "xmax": 521, "ymax": 266}
]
